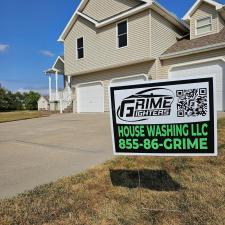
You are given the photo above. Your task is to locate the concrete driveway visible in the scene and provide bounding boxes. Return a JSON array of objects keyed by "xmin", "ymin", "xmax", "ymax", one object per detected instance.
[{"xmin": 0, "ymin": 113, "xmax": 113, "ymax": 199}]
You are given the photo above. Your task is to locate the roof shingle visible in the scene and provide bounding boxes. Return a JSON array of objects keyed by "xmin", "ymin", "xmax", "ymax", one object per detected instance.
[{"xmin": 162, "ymin": 28, "xmax": 225, "ymax": 56}]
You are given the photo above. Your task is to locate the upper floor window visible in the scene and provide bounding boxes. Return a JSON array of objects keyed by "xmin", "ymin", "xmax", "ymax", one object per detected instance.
[
  {"xmin": 77, "ymin": 37, "xmax": 84, "ymax": 59},
  {"xmin": 117, "ymin": 20, "xmax": 128, "ymax": 48},
  {"xmin": 196, "ymin": 17, "xmax": 212, "ymax": 35}
]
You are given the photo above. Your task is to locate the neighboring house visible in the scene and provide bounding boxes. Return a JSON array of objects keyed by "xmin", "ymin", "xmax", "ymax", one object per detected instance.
[
  {"xmin": 38, "ymin": 96, "xmax": 49, "ymax": 111},
  {"xmin": 45, "ymin": 0, "xmax": 225, "ymax": 113}
]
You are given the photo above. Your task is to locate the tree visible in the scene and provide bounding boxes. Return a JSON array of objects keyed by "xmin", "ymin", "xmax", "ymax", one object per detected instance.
[
  {"xmin": 0, "ymin": 88, "xmax": 8, "ymax": 111},
  {"xmin": 0, "ymin": 88, "xmax": 41, "ymax": 112},
  {"xmin": 24, "ymin": 91, "xmax": 40, "ymax": 110},
  {"xmin": 14, "ymin": 92, "xmax": 25, "ymax": 110}
]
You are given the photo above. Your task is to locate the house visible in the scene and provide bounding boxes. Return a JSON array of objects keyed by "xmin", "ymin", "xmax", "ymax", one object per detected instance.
[
  {"xmin": 38, "ymin": 96, "xmax": 49, "ymax": 111},
  {"xmin": 45, "ymin": 0, "xmax": 225, "ymax": 113}
]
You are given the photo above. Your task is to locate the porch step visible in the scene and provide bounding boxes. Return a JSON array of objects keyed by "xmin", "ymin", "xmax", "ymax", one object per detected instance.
[{"xmin": 63, "ymin": 102, "xmax": 73, "ymax": 113}]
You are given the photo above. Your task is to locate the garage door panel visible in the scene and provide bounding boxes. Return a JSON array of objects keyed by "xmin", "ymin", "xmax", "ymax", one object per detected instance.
[
  {"xmin": 77, "ymin": 82, "xmax": 104, "ymax": 113},
  {"xmin": 169, "ymin": 61, "xmax": 224, "ymax": 111}
]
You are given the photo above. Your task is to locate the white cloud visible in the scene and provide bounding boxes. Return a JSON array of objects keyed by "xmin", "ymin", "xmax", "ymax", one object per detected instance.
[
  {"xmin": 0, "ymin": 44, "xmax": 9, "ymax": 53},
  {"xmin": 39, "ymin": 50, "xmax": 54, "ymax": 57}
]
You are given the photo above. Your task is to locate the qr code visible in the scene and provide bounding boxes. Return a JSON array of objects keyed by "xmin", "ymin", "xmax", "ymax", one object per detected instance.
[{"xmin": 176, "ymin": 88, "xmax": 207, "ymax": 117}]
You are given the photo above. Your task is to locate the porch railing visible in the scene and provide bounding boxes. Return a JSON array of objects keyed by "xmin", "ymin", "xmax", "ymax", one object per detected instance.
[
  {"xmin": 59, "ymin": 84, "xmax": 73, "ymax": 112},
  {"xmin": 50, "ymin": 84, "xmax": 73, "ymax": 112}
]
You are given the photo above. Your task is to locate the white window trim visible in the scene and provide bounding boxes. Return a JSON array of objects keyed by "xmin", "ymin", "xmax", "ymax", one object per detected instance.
[
  {"xmin": 195, "ymin": 16, "xmax": 212, "ymax": 36},
  {"xmin": 116, "ymin": 19, "xmax": 128, "ymax": 49},
  {"xmin": 76, "ymin": 36, "xmax": 85, "ymax": 60}
]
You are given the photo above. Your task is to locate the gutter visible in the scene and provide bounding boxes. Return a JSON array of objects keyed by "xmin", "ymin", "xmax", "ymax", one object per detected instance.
[
  {"xmin": 152, "ymin": 1, "xmax": 189, "ymax": 31},
  {"xmin": 77, "ymin": 12, "xmax": 99, "ymax": 26},
  {"xmin": 159, "ymin": 42, "xmax": 225, "ymax": 60}
]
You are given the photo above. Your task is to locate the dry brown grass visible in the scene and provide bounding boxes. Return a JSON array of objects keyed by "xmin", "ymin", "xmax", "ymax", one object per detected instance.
[
  {"xmin": 0, "ymin": 119, "xmax": 224, "ymax": 225},
  {"xmin": 0, "ymin": 111, "xmax": 53, "ymax": 123}
]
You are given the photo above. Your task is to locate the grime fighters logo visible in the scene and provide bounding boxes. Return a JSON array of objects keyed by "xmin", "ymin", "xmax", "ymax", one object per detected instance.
[{"xmin": 117, "ymin": 88, "xmax": 175, "ymax": 122}]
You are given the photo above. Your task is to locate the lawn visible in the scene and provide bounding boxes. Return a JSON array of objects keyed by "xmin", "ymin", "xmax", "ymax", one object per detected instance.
[
  {"xmin": 0, "ymin": 119, "xmax": 224, "ymax": 225},
  {"xmin": 0, "ymin": 111, "xmax": 53, "ymax": 123}
]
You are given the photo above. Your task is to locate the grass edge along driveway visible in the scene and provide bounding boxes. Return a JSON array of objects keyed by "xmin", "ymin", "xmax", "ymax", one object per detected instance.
[{"xmin": 0, "ymin": 111, "xmax": 54, "ymax": 123}]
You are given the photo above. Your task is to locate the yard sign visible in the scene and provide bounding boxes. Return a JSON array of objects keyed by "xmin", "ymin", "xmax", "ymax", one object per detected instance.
[{"xmin": 109, "ymin": 76, "xmax": 217, "ymax": 156}]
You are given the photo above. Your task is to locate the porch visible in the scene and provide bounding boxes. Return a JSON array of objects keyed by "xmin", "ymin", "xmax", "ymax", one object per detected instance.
[{"xmin": 44, "ymin": 56, "xmax": 73, "ymax": 113}]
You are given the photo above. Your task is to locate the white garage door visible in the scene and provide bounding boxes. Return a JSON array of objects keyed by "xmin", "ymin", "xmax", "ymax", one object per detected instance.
[
  {"xmin": 77, "ymin": 82, "xmax": 104, "ymax": 113},
  {"xmin": 169, "ymin": 60, "xmax": 225, "ymax": 111},
  {"xmin": 111, "ymin": 74, "xmax": 148, "ymax": 86}
]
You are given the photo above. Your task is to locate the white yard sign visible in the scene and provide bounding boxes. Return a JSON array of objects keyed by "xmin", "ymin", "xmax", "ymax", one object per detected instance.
[{"xmin": 109, "ymin": 76, "xmax": 217, "ymax": 156}]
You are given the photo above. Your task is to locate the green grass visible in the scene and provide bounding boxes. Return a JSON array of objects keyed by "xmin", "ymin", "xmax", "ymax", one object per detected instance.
[
  {"xmin": 0, "ymin": 119, "xmax": 224, "ymax": 225},
  {"xmin": 0, "ymin": 111, "xmax": 53, "ymax": 123}
]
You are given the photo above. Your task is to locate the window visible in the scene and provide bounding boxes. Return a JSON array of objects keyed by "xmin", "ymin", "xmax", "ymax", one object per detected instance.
[
  {"xmin": 77, "ymin": 37, "xmax": 84, "ymax": 59},
  {"xmin": 196, "ymin": 17, "xmax": 212, "ymax": 35},
  {"xmin": 117, "ymin": 20, "xmax": 128, "ymax": 48}
]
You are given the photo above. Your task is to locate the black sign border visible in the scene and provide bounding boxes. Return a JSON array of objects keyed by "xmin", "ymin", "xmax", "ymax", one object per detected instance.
[{"xmin": 110, "ymin": 77, "xmax": 216, "ymax": 156}]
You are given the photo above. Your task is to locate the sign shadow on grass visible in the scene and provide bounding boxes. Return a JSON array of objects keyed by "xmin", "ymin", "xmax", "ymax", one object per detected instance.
[{"xmin": 110, "ymin": 169, "xmax": 182, "ymax": 191}]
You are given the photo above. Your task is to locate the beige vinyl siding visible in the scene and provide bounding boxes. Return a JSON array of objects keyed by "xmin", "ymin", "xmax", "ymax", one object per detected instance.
[
  {"xmin": 159, "ymin": 48, "xmax": 225, "ymax": 79},
  {"xmin": 218, "ymin": 14, "xmax": 225, "ymax": 31},
  {"xmin": 64, "ymin": 17, "xmax": 96, "ymax": 75},
  {"xmin": 71, "ymin": 61, "xmax": 155, "ymax": 112},
  {"xmin": 151, "ymin": 9, "xmax": 184, "ymax": 61},
  {"xmin": 190, "ymin": 2, "xmax": 218, "ymax": 39},
  {"xmin": 82, "ymin": 0, "xmax": 140, "ymax": 21},
  {"xmin": 38, "ymin": 97, "xmax": 49, "ymax": 111},
  {"xmin": 64, "ymin": 10, "xmax": 151, "ymax": 76}
]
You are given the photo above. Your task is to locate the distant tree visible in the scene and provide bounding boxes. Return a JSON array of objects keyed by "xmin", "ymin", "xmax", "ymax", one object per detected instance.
[
  {"xmin": 24, "ymin": 91, "xmax": 40, "ymax": 110},
  {"xmin": 0, "ymin": 88, "xmax": 8, "ymax": 111},
  {"xmin": 7, "ymin": 90, "xmax": 17, "ymax": 111},
  {"xmin": 0, "ymin": 88, "xmax": 41, "ymax": 112},
  {"xmin": 14, "ymin": 92, "xmax": 25, "ymax": 110}
]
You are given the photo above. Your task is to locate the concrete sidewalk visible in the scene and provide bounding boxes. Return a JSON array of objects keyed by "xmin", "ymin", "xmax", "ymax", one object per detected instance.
[{"xmin": 0, "ymin": 113, "xmax": 113, "ymax": 199}]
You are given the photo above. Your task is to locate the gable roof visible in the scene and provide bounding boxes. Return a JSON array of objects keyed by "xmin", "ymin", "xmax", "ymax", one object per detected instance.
[
  {"xmin": 38, "ymin": 96, "xmax": 49, "ymax": 102},
  {"xmin": 45, "ymin": 56, "xmax": 65, "ymax": 75},
  {"xmin": 160, "ymin": 27, "xmax": 225, "ymax": 59},
  {"xmin": 183, "ymin": 0, "xmax": 224, "ymax": 21},
  {"xmin": 58, "ymin": 0, "xmax": 188, "ymax": 42}
]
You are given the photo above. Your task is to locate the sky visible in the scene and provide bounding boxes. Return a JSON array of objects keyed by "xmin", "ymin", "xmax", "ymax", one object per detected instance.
[{"xmin": 0, "ymin": 0, "xmax": 224, "ymax": 94}]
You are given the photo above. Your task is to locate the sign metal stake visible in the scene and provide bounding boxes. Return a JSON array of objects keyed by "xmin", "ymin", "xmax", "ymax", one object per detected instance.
[{"xmin": 137, "ymin": 168, "xmax": 142, "ymax": 213}]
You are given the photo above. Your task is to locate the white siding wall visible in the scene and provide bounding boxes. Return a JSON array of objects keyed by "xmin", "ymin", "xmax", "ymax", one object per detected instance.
[
  {"xmin": 160, "ymin": 48, "xmax": 225, "ymax": 79},
  {"xmin": 151, "ymin": 10, "xmax": 183, "ymax": 57},
  {"xmin": 190, "ymin": 2, "xmax": 219, "ymax": 39},
  {"xmin": 64, "ymin": 10, "xmax": 151, "ymax": 76},
  {"xmin": 71, "ymin": 61, "xmax": 155, "ymax": 112},
  {"xmin": 150, "ymin": 9, "xmax": 184, "ymax": 79},
  {"xmin": 38, "ymin": 97, "xmax": 49, "ymax": 111},
  {"xmin": 218, "ymin": 14, "xmax": 225, "ymax": 31}
]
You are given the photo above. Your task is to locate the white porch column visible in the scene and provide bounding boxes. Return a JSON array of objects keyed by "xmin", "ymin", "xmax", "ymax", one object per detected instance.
[
  {"xmin": 48, "ymin": 75, "xmax": 52, "ymax": 101},
  {"xmin": 68, "ymin": 76, "xmax": 71, "ymax": 87},
  {"xmin": 55, "ymin": 71, "xmax": 59, "ymax": 100}
]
